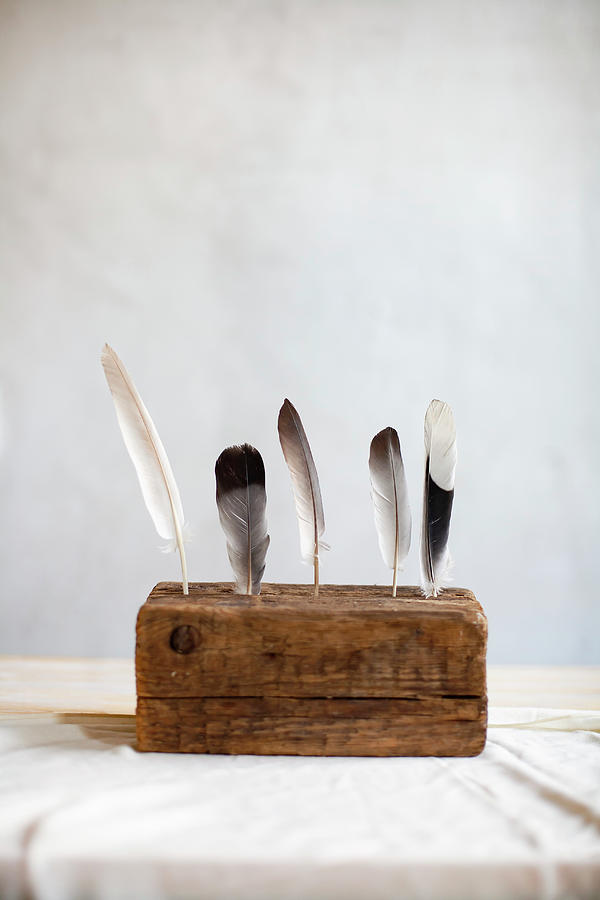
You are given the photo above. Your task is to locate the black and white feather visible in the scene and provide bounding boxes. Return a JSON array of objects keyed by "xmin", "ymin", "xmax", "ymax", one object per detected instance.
[
  {"xmin": 215, "ymin": 444, "xmax": 270, "ymax": 595},
  {"xmin": 420, "ymin": 399, "xmax": 457, "ymax": 598},
  {"xmin": 277, "ymin": 398, "xmax": 328, "ymax": 595},
  {"xmin": 369, "ymin": 427, "xmax": 411, "ymax": 597}
]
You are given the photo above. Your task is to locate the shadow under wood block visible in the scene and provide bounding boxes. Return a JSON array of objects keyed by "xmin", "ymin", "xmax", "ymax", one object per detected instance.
[{"xmin": 136, "ymin": 583, "xmax": 487, "ymax": 757}]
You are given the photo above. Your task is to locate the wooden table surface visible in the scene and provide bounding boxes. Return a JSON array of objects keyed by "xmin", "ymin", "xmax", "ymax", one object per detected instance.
[{"xmin": 0, "ymin": 656, "xmax": 599, "ymax": 715}]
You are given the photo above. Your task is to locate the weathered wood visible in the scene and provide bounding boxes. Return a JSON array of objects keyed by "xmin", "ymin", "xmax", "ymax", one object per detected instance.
[
  {"xmin": 137, "ymin": 583, "xmax": 486, "ymax": 699},
  {"xmin": 138, "ymin": 696, "xmax": 487, "ymax": 756},
  {"xmin": 136, "ymin": 583, "xmax": 487, "ymax": 756}
]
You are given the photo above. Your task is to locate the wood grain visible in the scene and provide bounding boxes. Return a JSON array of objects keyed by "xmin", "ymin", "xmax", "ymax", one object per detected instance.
[
  {"xmin": 137, "ymin": 583, "xmax": 486, "ymax": 699},
  {"xmin": 136, "ymin": 583, "xmax": 488, "ymax": 756},
  {"xmin": 137, "ymin": 696, "xmax": 487, "ymax": 756}
]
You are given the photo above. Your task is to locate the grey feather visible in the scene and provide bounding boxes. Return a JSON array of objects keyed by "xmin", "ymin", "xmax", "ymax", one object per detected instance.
[
  {"xmin": 277, "ymin": 398, "xmax": 328, "ymax": 593},
  {"xmin": 369, "ymin": 427, "xmax": 411, "ymax": 596},
  {"xmin": 215, "ymin": 444, "xmax": 270, "ymax": 595}
]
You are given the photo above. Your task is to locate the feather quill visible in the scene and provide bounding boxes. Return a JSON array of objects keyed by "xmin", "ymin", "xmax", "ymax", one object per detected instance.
[
  {"xmin": 215, "ymin": 444, "xmax": 270, "ymax": 595},
  {"xmin": 420, "ymin": 399, "xmax": 456, "ymax": 598},
  {"xmin": 277, "ymin": 399, "xmax": 328, "ymax": 596},
  {"xmin": 369, "ymin": 427, "xmax": 411, "ymax": 597},
  {"xmin": 100, "ymin": 344, "xmax": 189, "ymax": 594}
]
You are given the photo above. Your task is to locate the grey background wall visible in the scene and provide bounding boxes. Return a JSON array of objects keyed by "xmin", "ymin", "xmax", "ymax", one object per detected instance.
[{"xmin": 1, "ymin": 0, "xmax": 598, "ymax": 662}]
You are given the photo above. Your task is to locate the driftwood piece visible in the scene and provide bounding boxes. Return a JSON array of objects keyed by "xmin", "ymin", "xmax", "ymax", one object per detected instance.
[{"xmin": 136, "ymin": 583, "xmax": 487, "ymax": 757}]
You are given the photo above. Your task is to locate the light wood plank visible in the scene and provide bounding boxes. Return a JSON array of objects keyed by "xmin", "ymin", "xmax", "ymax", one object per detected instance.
[
  {"xmin": 0, "ymin": 655, "xmax": 135, "ymax": 715},
  {"xmin": 487, "ymin": 665, "xmax": 600, "ymax": 710}
]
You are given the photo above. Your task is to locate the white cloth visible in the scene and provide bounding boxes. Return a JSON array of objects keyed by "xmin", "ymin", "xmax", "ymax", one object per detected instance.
[{"xmin": 0, "ymin": 709, "xmax": 599, "ymax": 900}]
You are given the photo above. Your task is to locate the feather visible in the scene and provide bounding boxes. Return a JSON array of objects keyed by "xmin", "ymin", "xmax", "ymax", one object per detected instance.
[
  {"xmin": 277, "ymin": 398, "xmax": 328, "ymax": 596},
  {"xmin": 420, "ymin": 399, "xmax": 457, "ymax": 598},
  {"xmin": 369, "ymin": 427, "xmax": 411, "ymax": 597},
  {"xmin": 101, "ymin": 344, "xmax": 189, "ymax": 594},
  {"xmin": 215, "ymin": 444, "xmax": 270, "ymax": 595}
]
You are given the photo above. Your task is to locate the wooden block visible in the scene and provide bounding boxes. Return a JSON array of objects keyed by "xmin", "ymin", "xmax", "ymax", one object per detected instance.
[{"xmin": 136, "ymin": 583, "xmax": 487, "ymax": 757}]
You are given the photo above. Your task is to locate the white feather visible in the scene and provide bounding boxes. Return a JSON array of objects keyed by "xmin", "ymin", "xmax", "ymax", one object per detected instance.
[
  {"xmin": 101, "ymin": 344, "xmax": 189, "ymax": 594},
  {"xmin": 424, "ymin": 400, "xmax": 457, "ymax": 491}
]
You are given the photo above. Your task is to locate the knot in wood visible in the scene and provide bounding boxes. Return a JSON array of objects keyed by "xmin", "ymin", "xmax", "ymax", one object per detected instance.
[{"xmin": 169, "ymin": 625, "xmax": 201, "ymax": 655}]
